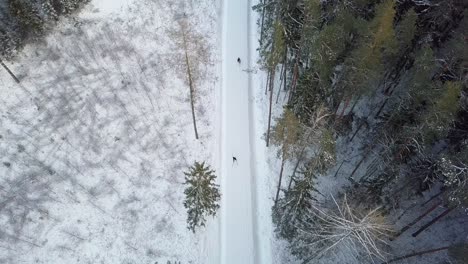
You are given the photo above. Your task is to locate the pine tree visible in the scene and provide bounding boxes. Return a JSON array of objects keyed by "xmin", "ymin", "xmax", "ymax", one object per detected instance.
[
  {"xmin": 273, "ymin": 166, "xmax": 317, "ymax": 241},
  {"xmin": 312, "ymin": 127, "xmax": 336, "ymax": 174},
  {"xmin": 310, "ymin": 6, "xmax": 358, "ymax": 86},
  {"xmin": 1, "ymin": 0, "xmax": 90, "ymax": 57},
  {"xmin": 253, "ymin": 0, "xmax": 278, "ymax": 56},
  {"xmin": 343, "ymin": 0, "xmax": 398, "ymax": 95},
  {"xmin": 48, "ymin": 0, "xmax": 90, "ymax": 15},
  {"xmin": 424, "ymin": 81, "xmax": 462, "ymax": 143},
  {"xmin": 183, "ymin": 161, "xmax": 220, "ymax": 232},
  {"xmin": 169, "ymin": 18, "xmax": 212, "ymax": 140},
  {"xmin": 370, "ymin": 0, "xmax": 398, "ymax": 58},
  {"xmin": 410, "ymin": 45, "xmax": 436, "ymax": 103},
  {"xmin": 312, "ymin": 23, "xmax": 346, "ymax": 84},
  {"xmin": 0, "ymin": 29, "xmax": 20, "ymax": 58},
  {"xmin": 304, "ymin": 0, "xmax": 321, "ymax": 28},
  {"xmin": 42, "ymin": 0, "xmax": 59, "ymax": 20},
  {"xmin": 290, "ymin": 68, "xmax": 323, "ymax": 121},
  {"xmin": 433, "ymin": 81, "xmax": 462, "ymax": 124},
  {"xmin": 269, "ymin": 21, "xmax": 286, "ymax": 67},
  {"xmin": 8, "ymin": 0, "xmax": 46, "ymax": 38},
  {"xmin": 266, "ymin": 20, "xmax": 286, "ymax": 147},
  {"xmin": 271, "ymin": 109, "xmax": 302, "ymax": 204},
  {"xmin": 396, "ymin": 8, "xmax": 417, "ymax": 48}
]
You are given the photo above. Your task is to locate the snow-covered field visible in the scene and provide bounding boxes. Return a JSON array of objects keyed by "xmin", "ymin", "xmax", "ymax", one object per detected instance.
[{"xmin": 0, "ymin": 0, "xmax": 221, "ymax": 263}]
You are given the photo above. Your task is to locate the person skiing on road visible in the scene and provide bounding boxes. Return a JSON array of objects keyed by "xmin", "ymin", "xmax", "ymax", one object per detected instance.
[
  {"xmin": 237, "ymin": 57, "xmax": 241, "ymax": 64},
  {"xmin": 232, "ymin": 156, "xmax": 238, "ymax": 165}
]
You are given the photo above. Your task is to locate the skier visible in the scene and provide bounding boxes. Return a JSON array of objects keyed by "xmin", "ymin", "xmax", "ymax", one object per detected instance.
[
  {"xmin": 232, "ymin": 156, "xmax": 238, "ymax": 165},
  {"xmin": 237, "ymin": 57, "xmax": 241, "ymax": 64}
]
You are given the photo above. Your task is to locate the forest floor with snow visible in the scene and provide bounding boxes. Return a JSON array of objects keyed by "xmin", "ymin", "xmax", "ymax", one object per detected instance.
[{"xmin": 0, "ymin": 0, "xmax": 221, "ymax": 263}]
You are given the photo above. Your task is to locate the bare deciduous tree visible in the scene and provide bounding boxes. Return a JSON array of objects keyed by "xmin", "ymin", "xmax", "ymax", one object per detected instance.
[
  {"xmin": 170, "ymin": 16, "xmax": 212, "ymax": 140},
  {"xmin": 292, "ymin": 194, "xmax": 393, "ymax": 263}
]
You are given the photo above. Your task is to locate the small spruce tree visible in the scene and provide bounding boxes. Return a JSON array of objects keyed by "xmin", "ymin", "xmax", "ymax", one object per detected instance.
[{"xmin": 183, "ymin": 161, "xmax": 220, "ymax": 232}]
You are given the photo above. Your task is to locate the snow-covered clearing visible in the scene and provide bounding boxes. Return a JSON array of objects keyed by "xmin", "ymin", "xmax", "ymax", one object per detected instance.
[{"xmin": 0, "ymin": 0, "xmax": 221, "ymax": 263}]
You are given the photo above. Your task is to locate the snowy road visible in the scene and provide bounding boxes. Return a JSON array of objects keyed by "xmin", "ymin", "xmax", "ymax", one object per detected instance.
[{"xmin": 220, "ymin": 0, "xmax": 258, "ymax": 263}]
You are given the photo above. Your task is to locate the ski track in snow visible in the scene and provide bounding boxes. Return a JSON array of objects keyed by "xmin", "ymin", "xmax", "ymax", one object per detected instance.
[{"xmin": 220, "ymin": 0, "xmax": 256, "ymax": 263}]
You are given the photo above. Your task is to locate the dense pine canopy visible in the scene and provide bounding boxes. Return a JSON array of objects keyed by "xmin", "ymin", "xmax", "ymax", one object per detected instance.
[{"xmin": 256, "ymin": 0, "xmax": 467, "ymax": 262}]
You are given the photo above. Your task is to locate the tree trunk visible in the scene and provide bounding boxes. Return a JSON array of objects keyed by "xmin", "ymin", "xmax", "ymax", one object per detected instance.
[
  {"xmin": 348, "ymin": 95, "xmax": 361, "ymax": 114},
  {"xmin": 396, "ymin": 202, "xmax": 418, "ymax": 221},
  {"xmin": 349, "ymin": 154, "xmax": 367, "ymax": 180},
  {"xmin": 259, "ymin": 0, "xmax": 266, "ymax": 45},
  {"xmin": 266, "ymin": 70, "xmax": 275, "ymax": 147},
  {"xmin": 276, "ymin": 76, "xmax": 282, "ymax": 104},
  {"xmin": 392, "ymin": 201, "xmax": 442, "ymax": 239},
  {"xmin": 0, "ymin": 59, "xmax": 20, "ymax": 83},
  {"xmin": 182, "ymin": 31, "xmax": 198, "ymax": 140},
  {"xmin": 276, "ymin": 48, "xmax": 288, "ymax": 103},
  {"xmin": 421, "ymin": 189, "xmax": 445, "ymax": 207},
  {"xmin": 412, "ymin": 207, "xmax": 455, "ymax": 237},
  {"xmin": 265, "ymin": 70, "xmax": 270, "ymax": 95},
  {"xmin": 374, "ymin": 98, "xmax": 389, "ymax": 119},
  {"xmin": 187, "ymin": 58, "xmax": 199, "ymax": 140},
  {"xmin": 287, "ymin": 158, "xmax": 301, "ymax": 191},
  {"xmin": 381, "ymin": 246, "xmax": 449, "ymax": 264},
  {"xmin": 287, "ymin": 51, "xmax": 299, "ymax": 104},
  {"xmin": 287, "ymin": 147, "xmax": 306, "ymax": 191},
  {"xmin": 279, "ymin": 62, "xmax": 284, "ymax": 81},
  {"xmin": 333, "ymin": 160, "xmax": 345, "ymax": 178},
  {"xmin": 283, "ymin": 47, "xmax": 287, "ymax": 91},
  {"xmin": 274, "ymin": 158, "xmax": 285, "ymax": 205},
  {"xmin": 287, "ymin": 128, "xmax": 315, "ymax": 191},
  {"xmin": 349, "ymin": 121, "xmax": 365, "ymax": 142},
  {"xmin": 287, "ymin": 5, "xmax": 309, "ymax": 104},
  {"xmin": 339, "ymin": 97, "xmax": 351, "ymax": 117}
]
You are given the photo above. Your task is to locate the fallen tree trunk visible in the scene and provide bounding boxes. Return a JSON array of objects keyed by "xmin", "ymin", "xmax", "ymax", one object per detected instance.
[
  {"xmin": 411, "ymin": 207, "xmax": 455, "ymax": 237},
  {"xmin": 392, "ymin": 201, "xmax": 442, "ymax": 239},
  {"xmin": 381, "ymin": 246, "xmax": 449, "ymax": 264},
  {"xmin": 0, "ymin": 59, "xmax": 20, "ymax": 83}
]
